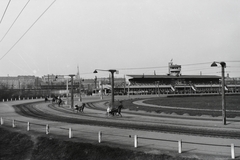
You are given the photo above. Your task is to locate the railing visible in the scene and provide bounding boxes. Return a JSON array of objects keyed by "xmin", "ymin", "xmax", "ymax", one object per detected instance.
[
  {"xmin": 1, "ymin": 96, "xmax": 43, "ymax": 102},
  {"xmin": 0, "ymin": 117, "xmax": 239, "ymax": 159}
]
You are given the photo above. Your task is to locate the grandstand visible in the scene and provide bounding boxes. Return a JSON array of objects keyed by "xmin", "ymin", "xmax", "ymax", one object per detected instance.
[{"xmin": 115, "ymin": 61, "xmax": 240, "ymax": 95}]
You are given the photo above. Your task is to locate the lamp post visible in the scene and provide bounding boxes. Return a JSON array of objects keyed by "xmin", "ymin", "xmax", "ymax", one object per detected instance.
[
  {"xmin": 100, "ymin": 81, "xmax": 103, "ymax": 100},
  {"xmin": 68, "ymin": 74, "xmax": 75, "ymax": 109},
  {"xmin": 155, "ymin": 81, "xmax": 160, "ymax": 97},
  {"xmin": 211, "ymin": 61, "xmax": 226, "ymax": 125},
  {"xmin": 94, "ymin": 69, "xmax": 118, "ymax": 109}
]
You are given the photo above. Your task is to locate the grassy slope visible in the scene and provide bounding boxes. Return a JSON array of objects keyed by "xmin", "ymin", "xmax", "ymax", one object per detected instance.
[{"xmin": 0, "ymin": 128, "xmax": 199, "ymax": 160}]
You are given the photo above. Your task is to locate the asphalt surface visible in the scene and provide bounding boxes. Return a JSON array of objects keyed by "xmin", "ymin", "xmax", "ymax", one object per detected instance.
[{"xmin": 0, "ymin": 95, "xmax": 240, "ymax": 160}]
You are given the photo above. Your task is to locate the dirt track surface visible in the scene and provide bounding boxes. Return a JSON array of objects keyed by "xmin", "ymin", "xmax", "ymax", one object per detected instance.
[{"xmin": 1, "ymin": 96, "xmax": 240, "ymax": 160}]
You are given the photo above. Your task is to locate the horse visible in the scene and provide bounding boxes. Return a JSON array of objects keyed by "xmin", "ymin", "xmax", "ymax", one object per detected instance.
[
  {"xmin": 52, "ymin": 97, "xmax": 56, "ymax": 103},
  {"xmin": 44, "ymin": 97, "xmax": 49, "ymax": 102},
  {"xmin": 74, "ymin": 103, "xmax": 85, "ymax": 113},
  {"xmin": 107, "ymin": 104, "xmax": 123, "ymax": 117}
]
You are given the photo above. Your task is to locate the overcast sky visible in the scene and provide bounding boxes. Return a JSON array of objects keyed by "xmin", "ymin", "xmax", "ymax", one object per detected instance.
[{"xmin": 0, "ymin": 0, "xmax": 239, "ymax": 79}]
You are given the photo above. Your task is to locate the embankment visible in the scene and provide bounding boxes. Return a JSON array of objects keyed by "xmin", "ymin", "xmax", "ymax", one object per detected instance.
[{"xmin": 0, "ymin": 127, "xmax": 200, "ymax": 160}]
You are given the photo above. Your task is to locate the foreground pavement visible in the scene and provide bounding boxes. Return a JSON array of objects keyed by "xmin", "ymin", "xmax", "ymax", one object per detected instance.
[{"xmin": 0, "ymin": 96, "xmax": 240, "ymax": 160}]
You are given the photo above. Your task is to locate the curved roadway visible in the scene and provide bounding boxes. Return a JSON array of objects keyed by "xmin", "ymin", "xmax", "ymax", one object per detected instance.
[{"xmin": 1, "ymin": 95, "xmax": 240, "ymax": 159}]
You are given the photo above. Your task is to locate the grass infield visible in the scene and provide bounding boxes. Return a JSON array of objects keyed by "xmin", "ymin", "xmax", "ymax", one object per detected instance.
[{"xmin": 122, "ymin": 95, "xmax": 240, "ymax": 118}]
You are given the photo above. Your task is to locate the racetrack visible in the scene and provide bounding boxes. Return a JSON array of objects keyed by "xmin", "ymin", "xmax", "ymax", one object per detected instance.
[
  {"xmin": 11, "ymin": 98, "xmax": 240, "ymax": 139},
  {"xmin": 1, "ymin": 97, "xmax": 240, "ymax": 159}
]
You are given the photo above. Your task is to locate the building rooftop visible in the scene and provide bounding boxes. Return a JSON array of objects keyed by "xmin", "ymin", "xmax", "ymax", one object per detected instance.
[{"xmin": 127, "ymin": 75, "xmax": 221, "ymax": 79}]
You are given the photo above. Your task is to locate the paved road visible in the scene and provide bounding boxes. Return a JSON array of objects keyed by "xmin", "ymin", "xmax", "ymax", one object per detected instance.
[{"xmin": 0, "ymin": 96, "xmax": 240, "ymax": 160}]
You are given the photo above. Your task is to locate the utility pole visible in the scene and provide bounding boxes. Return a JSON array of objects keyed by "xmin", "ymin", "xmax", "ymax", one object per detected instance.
[
  {"xmin": 211, "ymin": 61, "xmax": 226, "ymax": 125},
  {"xmin": 69, "ymin": 75, "xmax": 75, "ymax": 109},
  {"xmin": 77, "ymin": 66, "xmax": 82, "ymax": 102}
]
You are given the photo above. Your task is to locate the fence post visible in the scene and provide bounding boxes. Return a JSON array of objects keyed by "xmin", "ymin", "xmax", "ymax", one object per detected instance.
[
  {"xmin": 231, "ymin": 143, "xmax": 235, "ymax": 159},
  {"xmin": 69, "ymin": 128, "xmax": 72, "ymax": 138},
  {"xmin": 46, "ymin": 124, "xmax": 49, "ymax": 134},
  {"xmin": 134, "ymin": 135, "xmax": 138, "ymax": 148},
  {"xmin": 0, "ymin": 117, "xmax": 3, "ymax": 125},
  {"xmin": 12, "ymin": 119, "xmax": 15, "ymax": 128},
  {"xmin": 27, "ymin": 122, "xmax": 30, "ymax": 131},
  {"xmin": 98, "ymin": 131, "xmax": 102, "ymax": 143},
  {"xmin": 2, "ymin": 99, "xmax": 4, "ymax": 102},
  {"xmin": 178, "ymin": 140, "xmax": 182, "ymax": 153}
]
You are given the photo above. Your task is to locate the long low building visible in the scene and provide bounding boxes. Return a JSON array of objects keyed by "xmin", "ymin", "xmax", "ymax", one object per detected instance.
[{"xmin": 115, "ymin": 61, "xmax": 240, "ymax": 95}]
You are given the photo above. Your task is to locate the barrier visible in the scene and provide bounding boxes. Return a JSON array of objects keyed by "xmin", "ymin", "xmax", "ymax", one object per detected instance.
[
  {"xmin": 46, "ymin": 124, "xmax": 49, "ymax": 135},
  {"xmin": 0, "ymin": 117, "xmax": 239, "ymax": 159},
  {"xmin": 231, "ymin": 143, "xmax": 235, "ymax": 159},
  {"xmin": 134, "ymin": 135, "xmax": 138, "ymax": 148},
  {"xmin": 27, "ymin": 122, "xmax": 30, "ymax": 131},
  {"xmin": 69, "ymin": 128, "xmax": 72, "ymax": 138},
  {"xmin": 98, "ymin": 131, "xmax": 102, "ymax": 143},
  {"xmin": 0, "ymin": 117, "xmax": 3, "ymax": 125},
  {"xmin": 12, "ymin": 119, "xmax": 15, "ymax": 128},
  {"xmin": 178, "ymin": 140, "xmax": 182, "ymax": 153}
]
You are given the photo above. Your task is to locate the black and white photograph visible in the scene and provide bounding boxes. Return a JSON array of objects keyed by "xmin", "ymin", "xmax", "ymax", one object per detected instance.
[{"xmin": 0, "ymin": 0, "xmax": 239, "ymax": 159}]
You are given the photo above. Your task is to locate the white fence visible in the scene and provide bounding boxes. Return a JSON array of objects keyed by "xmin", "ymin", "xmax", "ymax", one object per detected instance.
[
  {"xmin": 0, "ymin": 117, "xmax": 239, "ymax": 159},
  {"xmin": 2, "ymin": 97, "xmax": 43, "ymax": 102}
]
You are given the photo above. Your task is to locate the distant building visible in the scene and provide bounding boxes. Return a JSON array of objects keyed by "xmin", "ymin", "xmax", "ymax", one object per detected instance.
[{"xmin": 0, "ymin": 75, "xmax": 38, "ymax": 89}]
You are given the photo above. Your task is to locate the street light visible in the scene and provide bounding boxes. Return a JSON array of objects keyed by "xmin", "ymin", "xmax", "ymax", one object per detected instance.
[
  {"xmin": 55, "ymin": 74, "xmax": 75, "ymax": 108},
  {"xmin": 93, "ymin": 69, "xmax": 118, "ymax": 109},
  {"xmin": 155, "ymin": 81, "xmax": 160, "ymax": 97},
  {"xmin": 68, "ymin": 74, "xmax": 75, "ymax": 109},
  {"xmin": 211, "ymin": 61, "xmax": 226, "ymax": 125}
]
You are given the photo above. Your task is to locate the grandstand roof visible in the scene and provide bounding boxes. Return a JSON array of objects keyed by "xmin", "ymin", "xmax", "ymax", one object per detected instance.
[{"xmin": 127, "ymin": 75, "xmax": 221, "ymax": 79}]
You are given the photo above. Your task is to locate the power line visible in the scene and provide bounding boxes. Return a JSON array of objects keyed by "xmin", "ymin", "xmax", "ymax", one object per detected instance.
[
  {"xmin": 115, "ymin": 61, "xmax": 240, "ymax": 72},
  {"xmin": 0, "ymin": 0, "xmax": 11, "ymax": 24},
  {"xmin": 116, "ymin": 62, "xmax": 214, "ymax": 71},
  {"xmin": 0, "ymin": 0, "xmax": 31, "ymax": 43},
  {"xmin": 116, "ymin": 65, "xmax": 168, "ymax": 71},
  {"xmin": 0, "ymin": 0, "xmax": 57, "ymax": 61}
]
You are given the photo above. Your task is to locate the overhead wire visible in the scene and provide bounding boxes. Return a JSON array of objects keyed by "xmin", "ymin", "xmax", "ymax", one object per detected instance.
[
  {"xmin": 0, "ymin": 0, "xmax": 11, "ymax": 24},
  {"xmin": 116, "ymin": 62, "xmax": 213, "ymax": 71},
  {"xmin": 0, "ymin": 0, "xmax": 31, "ymax": 43},
  {"xmin": 8, "ymin": 59, "xmax": 30, "ymax": 74},
  {"xmin": 0, "ymin": 0, "xmax": 57, "ymax": 61},
  {"xmin": 114, "ymin": 61, "xmax": 240, "ymax": 77},
  {"xmin": 116, "ymin": 61, "xmax": 240, "ymax": 71}
]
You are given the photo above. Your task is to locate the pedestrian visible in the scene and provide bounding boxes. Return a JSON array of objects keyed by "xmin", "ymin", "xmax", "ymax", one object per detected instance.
[{"xmin": 58, "ymin": 97, "xmax": 62, "ymax": 107}]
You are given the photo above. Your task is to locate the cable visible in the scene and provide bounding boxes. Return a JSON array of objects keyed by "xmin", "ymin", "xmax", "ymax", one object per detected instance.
[
  {"xmin": 116, "ymin": 62, "xmax": 213, "ymax": 71},
  {"xmin": 181, "ymin": 62, "xmax": 213, "ymax": 66},
  {"xmin": 0, "ymin": 0, "xmax": 57, "ymax": 61},
  {"xmin": 116, "ymin": 61, "xmax": 240, "ymax": 72},
  {"xmin": 0, "ymin": 0, "xmax": 31, "ymax": 43},
  {"xmin": 116, "ymin": 65, "xmax": 168, "ymax": 71},
  {"xmin": 0, "ymin": 0, "xmax": 11, "ymax": 24}
]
